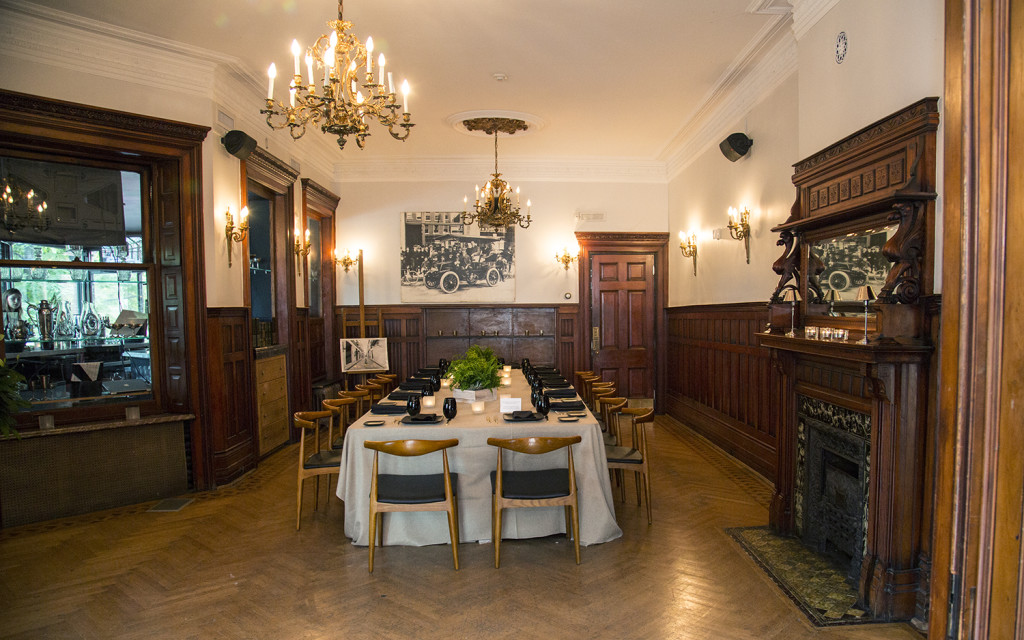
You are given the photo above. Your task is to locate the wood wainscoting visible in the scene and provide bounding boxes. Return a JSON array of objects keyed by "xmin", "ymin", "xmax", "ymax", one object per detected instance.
[
  {"xmin": 204, "ymin": 308, "xmax": 257, "ymax": 485},
  {"xmin": 664, "ymin": 302, "xmax": 780, "ymax": 482}
]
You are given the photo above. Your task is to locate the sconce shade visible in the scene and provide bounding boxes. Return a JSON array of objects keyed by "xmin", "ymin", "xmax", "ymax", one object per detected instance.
[
  {"xmin": 221, "ymin": 130, "xmax": 258, "ymax": 160},
  {"xmin": 855, "ymin": 285, "xmax": 876, "ymax": 302},
  {"xmin": 720, "ymin": 133, "xmax": 753, "ymax": 162}
]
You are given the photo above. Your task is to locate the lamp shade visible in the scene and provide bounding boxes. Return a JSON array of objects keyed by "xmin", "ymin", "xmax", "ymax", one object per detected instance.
[
  {"xmin": 855, "ymin": 285, "xmax": 876, "ymax": 302},
  {"xmin": 781, "ymin": 288, "xmax": 801, "ymax": 303},
  {"xmin": 823, "ymin": 289, "xmax": 840, "ymax": 303}
]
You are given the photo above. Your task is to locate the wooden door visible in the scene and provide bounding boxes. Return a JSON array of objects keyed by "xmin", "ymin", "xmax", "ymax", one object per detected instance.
[{"xmin": 589, "ymin": 253, "xmax": 656, "ymax": 398}]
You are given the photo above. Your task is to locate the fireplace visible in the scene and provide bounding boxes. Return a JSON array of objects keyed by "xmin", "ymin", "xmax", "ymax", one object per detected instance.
[{"xmin": 797, "ymin": 395, "xmax": 870, "ymax": 583}]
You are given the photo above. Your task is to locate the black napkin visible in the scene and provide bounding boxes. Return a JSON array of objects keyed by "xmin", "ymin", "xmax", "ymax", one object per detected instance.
[
  {"xmin": 542, "ymin": 380, "xmax": 571, "ymax": 388},
  {"xmin": 417, "ymin": 367, "xmax": 440, "ymax": 375},
  {"xmin": 549, "ymin": 400, "xmax": 585, "ymax": 411},
  {"xmin": 388, "ymin": 390, "xmax": 421, "ymax": 401},
  {"xmin": 399, "ymin": 381, "xmax": 430, "ymax": 391},
  {"xmin": 508, "ymin": 411, "xmax": 542, "ymax": 421},
  {"xmin": 545, "ymin": 388, "xmax": 578, "ymax": 398},
  {"xmin": 539, "ymin": 374, "xmax": 568, "ymax": 382},
  {"xmin": 370, "ymin": 403, "xmax": 408, "ymax": 415},
  {"xmin": 404, "ymin": 413, "xmax": 440, "ymax": 423},
  {"xmin": 534, "ymin": 367, "xmax": 560, "ymax": 374}
]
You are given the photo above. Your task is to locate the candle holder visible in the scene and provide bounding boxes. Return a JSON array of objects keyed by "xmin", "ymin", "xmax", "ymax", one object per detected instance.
[
  {"xmin": 727, "ymin": 207, "xmax": 751, "ymax": 264},
  {"xmin": 679, "ymin": 231, "xmax": 698, "ymax": 276},
  {"xmin": 224, "ymin": 206, "xmax": 249, "ymax": 268}
]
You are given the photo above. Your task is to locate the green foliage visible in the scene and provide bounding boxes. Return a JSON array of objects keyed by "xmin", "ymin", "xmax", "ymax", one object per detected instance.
[
  {"xmin": 447, "ymin": 345, "xmax": 501, "ymax": 391},
  {"xmin": 0, "ymin": 359, "xmax": 29, "ymax": 438}
]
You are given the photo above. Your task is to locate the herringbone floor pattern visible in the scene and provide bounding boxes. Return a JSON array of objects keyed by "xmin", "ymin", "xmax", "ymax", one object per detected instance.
[{"xmin": 0, "ymin": 417, "xmax": 921, "ymax": 639}]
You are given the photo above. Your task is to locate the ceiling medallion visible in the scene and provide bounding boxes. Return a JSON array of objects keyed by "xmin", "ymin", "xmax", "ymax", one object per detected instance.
[
  {"xmin": 260, "ymin": 1, "xmax": 413, "ymax": 150},
  {"xmin": 461, "ymin": 117, "xmax": 531, "ymax": 230}
]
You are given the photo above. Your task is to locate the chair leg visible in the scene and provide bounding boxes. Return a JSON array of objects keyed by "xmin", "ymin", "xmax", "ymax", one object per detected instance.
[
  {"xmin": 635, "ymin": 471, "xmax": 642, "ymax": 506},
  {"xmin": 296, "ymin": 476, "xmax": 304, "ymax": 531},
  {"xmin": 571, "ymin": 502, "xmax": 581, "ymax": 565},
  {"xmin": 643, "ymin": 472, "xmax": 653, "ymax": 524},
  {"xmin": 368, "ymin": 509, "xmax": 377, "ymax": 573},
  {"xmin": 313, "ymin": 475, "xmax": 320, "ymax": 511},
  {"xmin": 493, "ymin": 499, "xmax": 503, "ymax": 569},
  {"xmin": 618, "ymin": 469, "xmax": 626, "ymax": 502},
  {"xmin": 564, "ymin": 505, "xmax": 572, "ymax": 540},
  {"xmin": 447, "ymin": 504, "xmax": 460, "ymax": 571}
]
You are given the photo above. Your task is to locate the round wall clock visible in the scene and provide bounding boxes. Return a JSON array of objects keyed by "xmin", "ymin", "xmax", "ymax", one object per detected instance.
[{"xmin": 835, "ymin": 31, "xmax": 848, "ymax": 64}]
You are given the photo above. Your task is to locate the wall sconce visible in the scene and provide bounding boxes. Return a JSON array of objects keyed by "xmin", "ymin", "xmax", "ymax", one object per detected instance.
[
  {"xmin": 727, "ymin": 206, "xmax": 752, "ymax": 264},
  {"xmin": 225, "ymin": 206, "xmax": 249, "ymax": 268},
  {"xmin": 334, "ymin": 248, "xmax": 357, "ymax": 272},
  {"xmin": 555, "ymin": 246, "xmax": 579, "ymax": 270},
  {"xmin": 294, "ymin": 225, "xmax": 311, "ymax": 274},
  {"xmin": 679, "ymin": 231, "xmax": 698, "ymax": 276}
]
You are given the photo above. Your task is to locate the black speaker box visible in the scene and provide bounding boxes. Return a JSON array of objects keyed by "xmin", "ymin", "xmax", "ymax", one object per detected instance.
[
  {"xmin": 221, "ymin": 130, "xmax": 258, "ymax": 160},
  {"xmin": 720, "ymin": 133, "xmax": 753, "ymax": 162}
]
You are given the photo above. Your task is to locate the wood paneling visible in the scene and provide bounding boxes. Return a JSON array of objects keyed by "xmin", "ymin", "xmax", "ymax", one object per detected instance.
[
  {"xmin": 204, "ymin": 308, "xmax": 256, "ymax": 485},
  {"xmin": 664, "ymin": 303, "xmax": 780, "ymax": 481},
  {"xmin": 291, "ymin": 307, "xmax": 311, "ymax": 413}
]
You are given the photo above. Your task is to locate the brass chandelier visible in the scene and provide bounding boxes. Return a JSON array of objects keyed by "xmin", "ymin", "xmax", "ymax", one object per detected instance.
[
  {"xmin": 1, "ymin": 169, "xmax": 49, "ymax": 237},
  {"xmin": 260, "ymin": 1, "xmax": 413, "ymax": 150},
  {"xmin": 462, "ymin": 118, "xmax": 531, "ymax": 229}
]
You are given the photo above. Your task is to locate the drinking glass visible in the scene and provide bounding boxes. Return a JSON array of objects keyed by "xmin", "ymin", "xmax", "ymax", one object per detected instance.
[
  {"xmin": 430, "ymin": 373, "xmax": 441, "ymax": 392},
  {"xmin": 406, "ymin": 395, "xmax": 421, "ymax": 417},
  {"xmin": 442, "ymin": 397, "xmax": 457, "ymax": 422},
  {"xmin": 536, "ymin": 394, "xmax": 551, "ymax": 417}
]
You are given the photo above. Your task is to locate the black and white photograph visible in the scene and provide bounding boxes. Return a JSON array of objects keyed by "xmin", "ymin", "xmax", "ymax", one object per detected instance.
[
  {"xmin": 812, "ymin": 225, "xmax": 895, "ymax": 297},
  {"xmin": 400, "ymin": 211, "xmax": 516, "ymax": 303},
  {"xmin": 340, "ymin": 337, "xmax": 389, "ymax": 373}
]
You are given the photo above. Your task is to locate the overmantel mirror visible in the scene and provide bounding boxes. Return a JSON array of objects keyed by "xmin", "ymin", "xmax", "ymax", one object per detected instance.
[{"xmin": 765, "ymin": 97, "xmax": 939, "ymax": 344}]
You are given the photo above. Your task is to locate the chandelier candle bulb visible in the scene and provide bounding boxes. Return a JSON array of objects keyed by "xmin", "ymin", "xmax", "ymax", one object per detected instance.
[
  {"xmin": 401, "ymin": 79, "xmax": 410, "ymax": 113},
  {"xmin": 291, "ymin": 39, "xmax": 301, "ymax": 76},
  {"xmin": 387, "ymin": 71, "xmax": 394, "ymax": 94},
  {"xmin": 377, "ymin": 53, "xmax": 385, "ymax": 87},
  {"xmin": 267, "ymin": 63, "xmax": 276, "ymax": 99},
  {"xmin": 305, "ymin": 53, "xmax": 314, "ymax": 89},
  {"xmin": 365, "ymin": 36, "xmax": 374, "ymax": 75}
]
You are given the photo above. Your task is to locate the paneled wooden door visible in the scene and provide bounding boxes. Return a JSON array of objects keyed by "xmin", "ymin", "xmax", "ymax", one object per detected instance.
[{"xmin": 589, "ymin": 252, "xmax": 656, "ymax": 398}]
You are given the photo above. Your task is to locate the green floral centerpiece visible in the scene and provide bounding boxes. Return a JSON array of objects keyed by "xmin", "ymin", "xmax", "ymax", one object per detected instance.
[
  {"xmin": 447, "ymin": 345, "xmax": 501, "ymax": 402},
  {"xmin": 0, "ymin": 359, "xmax": 29, "ymax": 438}
]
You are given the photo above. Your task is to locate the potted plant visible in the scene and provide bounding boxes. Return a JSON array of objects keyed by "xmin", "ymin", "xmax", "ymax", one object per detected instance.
[
  {"xmin": 0, "ymin": 359, "xmax": 29, "ymax": 438},
  {"xmin": 447, "ymin": 345, "xmax": 501, "ymax": 402}
]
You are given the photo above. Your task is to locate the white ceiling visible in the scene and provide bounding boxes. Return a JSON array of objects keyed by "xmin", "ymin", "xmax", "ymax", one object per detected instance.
[{"xmin": 22, "ymin": 0, "xmax": 790, "ymax": 161}]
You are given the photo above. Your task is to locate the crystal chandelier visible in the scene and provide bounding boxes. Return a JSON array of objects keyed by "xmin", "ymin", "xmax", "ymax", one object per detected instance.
[
  {"xmin": 462, "ymin": 118, "xmax": 531, "ymax": 229},
  {"xmin": 260, "ymin": 1, "xmax": 413, "ymax": 150},
  {"xmin": 1, "ymin": 168, "xmax": 49, "ymax": 237}
]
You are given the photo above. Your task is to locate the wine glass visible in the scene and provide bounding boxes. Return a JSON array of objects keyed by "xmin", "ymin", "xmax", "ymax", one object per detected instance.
[
  {"xmin": 531, "ymin": 388, "xmax": 541, "ymax": 408},
  {"xmin": 430, "ymin": 373, "xmax": 441, "ymax": 392},
  {"xmin": 442, "ymin": 397, "xmax": 457, "ymax": 423},
  {"xmin": 406, "ymin": 395, "xmax": 421, "ymax": 417},
  {"xmin": 537, "ymin": 394, "xmax": 551, "ymax": 417}
]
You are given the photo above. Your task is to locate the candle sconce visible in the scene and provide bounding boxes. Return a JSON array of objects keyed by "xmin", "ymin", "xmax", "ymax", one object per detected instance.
[
  {"xmin": 727, "ymin": 207, "xmax": 751, "ymax": 264},
  {"xmin": 334, "ymin": 248, "xmax": 357, "ymax": 272},
  {"xmin": 294, "ymin": 226, "xmax": 311, "ymax": 274},
  {"xmin": 225, "ymin": 206, "xmax": 249, "ymax": 268},
  {"xmin": 679, "ymin": 231, "xmax": 698, "ymax": 276},
  {"xmin": 555, "ymin": 246, "xmax": 578, "ymax": 270}
]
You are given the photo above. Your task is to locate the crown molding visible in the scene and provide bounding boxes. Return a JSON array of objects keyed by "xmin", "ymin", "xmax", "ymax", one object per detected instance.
[
  {"xmin": 333, "ymin": 156, "xmax": 667, "ymax": 184},
  {"xmin": 791, "ymin": 0, "xmax": 842, "ymax": 39},
  {"xmin": 661, "ymin": 22, "xmax": 797, "ymax": 180}
]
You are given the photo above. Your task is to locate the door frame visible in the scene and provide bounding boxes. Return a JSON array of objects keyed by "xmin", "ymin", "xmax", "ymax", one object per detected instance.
[{"xmin": 576, "ymin": 232, "xmax": 669, "ymax": 411}]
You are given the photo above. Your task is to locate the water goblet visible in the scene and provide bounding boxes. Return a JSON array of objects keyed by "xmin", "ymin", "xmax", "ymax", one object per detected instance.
[
  {"xmin": 536, "ymin": 394, "xmax": 551, "ymax": 417},
  {"xmin": 442, "ymin": 397, "xmax": 457, "ymax": 423},
  {"xmin": 406, "ymin": 395, "xmax": 421, "ymax": 417}
]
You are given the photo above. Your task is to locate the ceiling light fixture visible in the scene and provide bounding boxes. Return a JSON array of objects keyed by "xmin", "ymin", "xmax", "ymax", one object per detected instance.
[
  {"xmin": 260, "ymin": 1, "xmax": 413, "ymax": 150},
  {"xmin": 1, "ymin": 167, "xmax": 49, "ymax": 237},
  {"xmin": 461, "ymin": 117, "xmax": 531, "ymax": 229}
]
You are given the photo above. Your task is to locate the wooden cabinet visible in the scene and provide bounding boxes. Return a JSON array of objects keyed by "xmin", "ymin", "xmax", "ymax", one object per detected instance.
[
  {"xmin": 423, "ymin": 306, "xmax": 558, "ymax": 366},
  {"xmin": 254, "ymin": 353, "xmax": 289, "ymax": 456}
]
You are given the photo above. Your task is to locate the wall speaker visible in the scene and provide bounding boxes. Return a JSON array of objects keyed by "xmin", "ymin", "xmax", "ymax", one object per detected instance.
[
  {"xmin": 221, "ymin": 130, "xmax": 258, "ymax": 160},
  {"xmin": 720, "ymin": 133, "xmax": 753, "ymax": 162}
]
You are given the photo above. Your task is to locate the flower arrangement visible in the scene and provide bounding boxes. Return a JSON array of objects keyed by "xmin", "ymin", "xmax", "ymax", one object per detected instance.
[{"xmin": 447, "ymin": 345, "xmax": 501, "ymax": 400}]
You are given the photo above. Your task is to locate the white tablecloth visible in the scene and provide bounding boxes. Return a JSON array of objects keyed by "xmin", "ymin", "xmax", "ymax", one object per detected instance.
[{"xmin": 335, "ymin": 372, "xmax": 623, "ymax": 547}]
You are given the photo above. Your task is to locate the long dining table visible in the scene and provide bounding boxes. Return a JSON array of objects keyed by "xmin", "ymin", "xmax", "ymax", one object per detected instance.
[{"xmin": 335, "ymin": 369, "xmax": 623, "ymax": 547}]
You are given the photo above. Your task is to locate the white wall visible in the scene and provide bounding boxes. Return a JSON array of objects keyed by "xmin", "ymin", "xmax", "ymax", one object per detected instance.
[
  {"xmin": 667, "ymin": 74, "xmax": 800, "ymax": 307},
  {"xmin": 336, "ymin": 179, "xmax": 668, "ymax": 306}
]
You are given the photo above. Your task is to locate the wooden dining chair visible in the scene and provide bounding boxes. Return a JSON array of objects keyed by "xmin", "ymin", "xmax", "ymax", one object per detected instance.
[
  {"xmin": 588, "ymin": 382, "xmax": 615, "ymax": 411},
  {"xmin": 597, "ymin": 395, "xmax": 628, "ymax": 442},
  {"xmin": 486, "ymin": 435, "xmax": 583, "ymax": 568},
  {"xmin": 370, "ymin": 374, "xmax": 395, "ymax": 396},
  {"xmin": 322, "ymin": 396, "xmax": 356, "ymax": 450},
  {"xmin": 364, "ymin": 438, "xmax": 461, "ymax": 573},
  {"xmin": 295, "ymin": 410, "xmax": 343, "ymax": 530},
  {"xmin": 341, "ymin": 388, "xmax": 371, "ymax": 419},
  {"xmin": 605, "ymin": 407, "xmax": 654, "ymax": 524},
  {"xmin": 356, "ymin": 382, "xmax": 384, "ymax": 405}
]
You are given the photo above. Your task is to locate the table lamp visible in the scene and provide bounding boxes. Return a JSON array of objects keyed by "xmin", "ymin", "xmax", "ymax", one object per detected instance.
[
  {"xmin": 781, "ymin": 288, "xmax": 801, "ymax": 338},
  {"xmin": 856, "ymin": 285, "xmax": 875, "ymax": 344}
]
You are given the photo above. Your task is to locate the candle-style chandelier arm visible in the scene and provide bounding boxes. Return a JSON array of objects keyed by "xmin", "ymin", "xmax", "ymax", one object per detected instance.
[{"xmin": 460, "ymin": 119, "xmax": 532, "ymax": 229}]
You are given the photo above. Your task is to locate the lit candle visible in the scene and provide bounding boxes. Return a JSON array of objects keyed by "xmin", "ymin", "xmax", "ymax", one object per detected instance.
[
  {"xmin": 401, "ymin": 79, "xmax": 410, "ymax": 113},
  {"xmin": 240, "ymin": 206, "xmax": 249, "ymax": 223},
  {"xmin": 728, "ymin": 207, "xmax": 737, "ymax": 225},
  {"xmin": 291, "ymin": 39, "xmax": 301, "ymax": 77},
  {"xmin": 503, "ymin": 365, "xmax": 512, "ymax": 373},
  {"xmin": 289, "ymin": 86, "xmax": 296, "ymax": 108},
  {"xmin": 441, "ymin": 378, "xmax": 451, "ymax": 389},
  {"xmin": 471, "ymin": 400, "xmax": 485, "ymax": 414},
  {"xmin": 305, "ymin": 52, "xmax": 314, "ymax": 88},
  {"xmin": 377, "ymin": 53, "xmax": 386, "ymax": 87},
  {"xmin": 422, "ymin": 396, "xmax": 436, "ymax": 409},
  {"xmin": 387, "ymin": 71, "xmax": 394, "ymax": 94},
  {"xmin": 500, "ymin": 378, "xmax": 512, "ymax": 387},
  {"xmin": 267, "ymin": 63, "xmax": 276, "ymax": 99},
  {"xmin": 304, "ymin": 228, "xmax": 310, "ymax": 243},
  {"xmin": 365, "ymin": 36, "xmax": 374, "ymax": 76}
]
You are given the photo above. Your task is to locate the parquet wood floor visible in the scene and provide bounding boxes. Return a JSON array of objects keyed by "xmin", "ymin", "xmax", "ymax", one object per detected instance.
[{"xmin": 0, "ymin": 417, "xmax": 922, "ymax": 640}]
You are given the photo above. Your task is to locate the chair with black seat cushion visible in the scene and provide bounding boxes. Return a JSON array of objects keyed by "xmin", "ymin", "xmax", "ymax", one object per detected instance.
[
  {"xmin": 364, "ymin": 438, "xmax": 461, "ymax": 573},
  {"xmin": 295, "ymin": 410, "xmax": 343, "ymax": 530},
  {"xmin": 357, "ymin": 381, "xmax": 384, "ymax": 405},
  {"xmin": 341, "ymin": 388, "xmax": 371, "ymax": 419},
  {"xmin": 605, "ymin": 407, "xmax": 654, "ymax": 524},
  {"xmin": 322, "ymin": 396, "xmax": 356, "ymax": 450},
  {"xmin": 486, "ymin": 435, "xmax": 583, "ymax": 568}
]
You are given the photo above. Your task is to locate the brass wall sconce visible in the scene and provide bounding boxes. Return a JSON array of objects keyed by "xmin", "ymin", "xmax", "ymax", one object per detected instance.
[
  {"xmin": 679, "ymin": 231, "xmax": 698, "ymax": 276},
  {"xmin": 727, "ymin": 207, "xmax": 751, "ymax": 264},
  {"xmin": 225, "ymin": 206, "xmax": 249, "ymax": 268},
  {"xmin": 334, "ymin": 248, "xmax": 357, "ymax": 272},
  {"xmin": 555, "ymin": 246, "xmax": 579, "ymax": 270}
]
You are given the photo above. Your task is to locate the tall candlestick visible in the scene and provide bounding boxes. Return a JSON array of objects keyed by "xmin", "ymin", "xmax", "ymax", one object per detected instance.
[
  {"xmin": 365, "ymin": 36, "xmax": 374, "ymax": 76},
  {"xmin": 401, "ymin": 79, "xmax": 410, "ymax": 113},
  {"xmin": 291, "ymin": 39, "xmax": 301, "ymax": 76},
  {"xmin": 267, "ymin": 63, "xmax": 276, "ymax": 99},
  {"xmin": 305, "ymin": 53, "xmax": 314, "ymax": 88}
]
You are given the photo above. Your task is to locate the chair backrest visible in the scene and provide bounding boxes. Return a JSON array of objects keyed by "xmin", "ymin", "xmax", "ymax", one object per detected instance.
[
  {"xmin": 364, "ymin": 439, "xmax": 460, "ymax": 501},
  {"xmin": 341, "ymin": 389, "xmax": 371, "ymax": 418},
  {"xmin": 487, "ymin": 436, "xmax": 582, "ymax": 497},
  {"xmin": 598, "ymin": 396, "xmax": 628, "ymax": 434},
  {"xmin": 620, "ymin": 407, "xmax": 654, "ymax": 452},
  {"xmin": 323, "ymin": 397, "xmax": 356, "ymax": 442},
  {"xmin": 357, "ymin": 382, "xmax": 383, "ymax": 403},
  {"xmin": 295, "ymin": 410, "xmax": 332, "ymax": 459}
]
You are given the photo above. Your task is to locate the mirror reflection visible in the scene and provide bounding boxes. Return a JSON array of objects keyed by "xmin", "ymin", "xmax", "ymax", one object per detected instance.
[{"xmin": 810, "ymin": 224, "xmax": 895, "ymax": 306}]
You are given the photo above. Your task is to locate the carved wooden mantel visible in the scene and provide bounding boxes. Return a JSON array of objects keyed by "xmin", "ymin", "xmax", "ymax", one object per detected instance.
[{"xmin": 758, "ymin": 99, "xmax": 939, "ymax": 622}]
